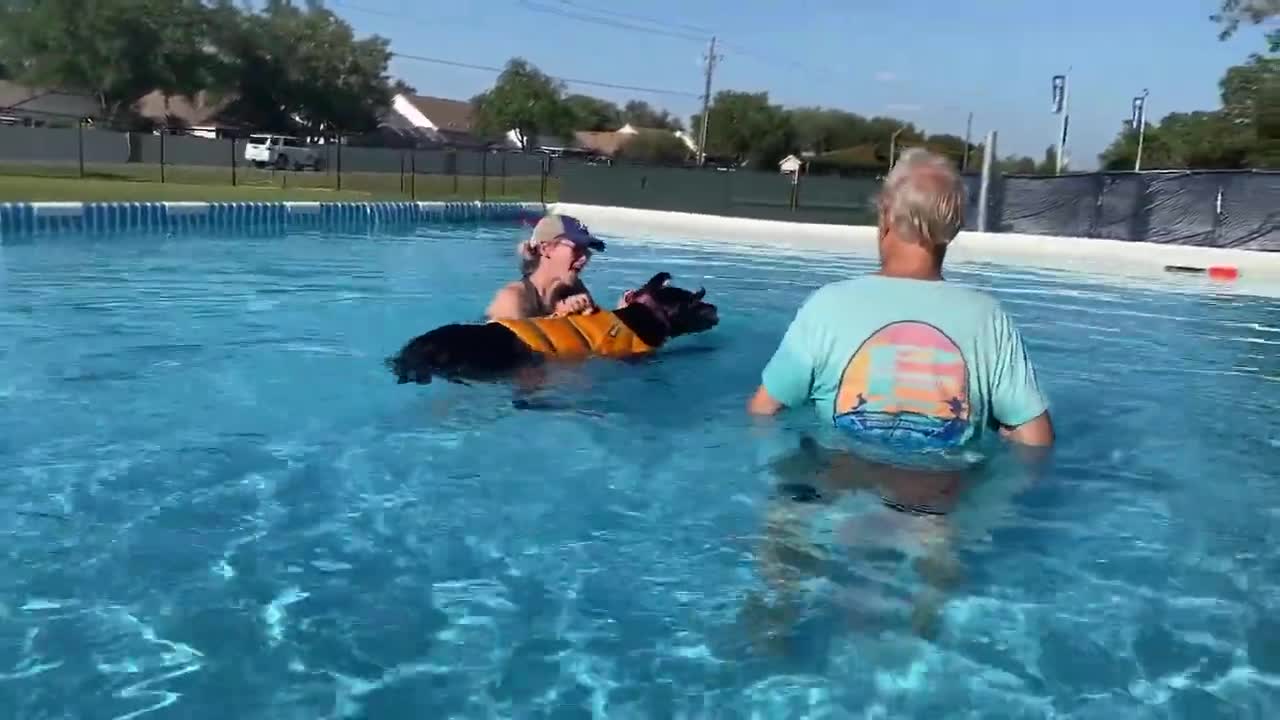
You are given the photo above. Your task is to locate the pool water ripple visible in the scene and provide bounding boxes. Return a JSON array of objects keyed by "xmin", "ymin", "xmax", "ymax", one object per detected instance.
[{"xmin": 2, "ymin": 226, "xmax": 1280, "ymax": 717}]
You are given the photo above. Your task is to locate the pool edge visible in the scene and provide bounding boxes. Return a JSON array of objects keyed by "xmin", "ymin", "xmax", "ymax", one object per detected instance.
[
  {"xmin": 550, "ymin": 202, "xmax": 1280, "ymax": 290},
  {"xmin": 0, "ymin": 200, "xmax": 546, "ymax": 240}
]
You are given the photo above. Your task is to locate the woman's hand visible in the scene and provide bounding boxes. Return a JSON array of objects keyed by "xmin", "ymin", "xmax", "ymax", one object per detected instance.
[{"xmin": 553, "ymin": 292, "xmax": 596, "ymax": 316}]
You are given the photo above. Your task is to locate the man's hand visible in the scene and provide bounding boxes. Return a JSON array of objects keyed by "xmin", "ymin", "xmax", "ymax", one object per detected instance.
[
  {"xmin": 748, "ymin": 385, "xmax": 785, "ymax": 416},
  {"xmin": 553, "ymin": 292, "xmax": 596, "ymax": 316}
]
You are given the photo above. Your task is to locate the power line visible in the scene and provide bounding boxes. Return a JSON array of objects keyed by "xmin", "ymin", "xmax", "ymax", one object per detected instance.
[
  {"xmin": 549, "ymin": 0, "xmax": 714, "ymax": 36},
  {"xmin": 389, "ymin": 52, "xmax": 701, "ymax": 99},
  {"xmin": 514, "ymin": 0, "xmax": 708, "ymax": 42}
]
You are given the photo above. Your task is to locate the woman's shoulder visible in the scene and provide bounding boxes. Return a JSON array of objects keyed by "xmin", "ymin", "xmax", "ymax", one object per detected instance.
[{"xmin": 487, "ymin": 281, "xmax": 533, "ymax": 319}]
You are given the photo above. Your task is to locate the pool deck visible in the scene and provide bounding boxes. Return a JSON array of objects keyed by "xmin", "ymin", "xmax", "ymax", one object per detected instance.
[{"xmin": 550, "ymin": 202, "xmax": 1280, "ymax": 297}]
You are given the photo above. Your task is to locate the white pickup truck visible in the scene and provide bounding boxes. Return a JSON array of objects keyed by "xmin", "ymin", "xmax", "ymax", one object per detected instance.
[{"xmin": 244, "ymin": 134, "xmax": 325, "ymax": 170}]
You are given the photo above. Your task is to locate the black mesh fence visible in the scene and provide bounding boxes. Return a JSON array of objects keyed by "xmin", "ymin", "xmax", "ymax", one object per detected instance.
[
  {"xmin": 0, "ymin": 121, "xmax": 556, "ymax": 203},
  {"xmin": 559, "ymin": 162, "xmax": 1279, "ymax": 251},
  {"xmin": 988, "ymin": 170, "xmax": 1280, "ymax": 251}
]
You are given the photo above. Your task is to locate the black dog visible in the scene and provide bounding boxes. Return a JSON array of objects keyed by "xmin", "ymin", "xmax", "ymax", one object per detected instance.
[{"xmin": 386, "ymin": 272, "xmax": 719, "ymax": 385}]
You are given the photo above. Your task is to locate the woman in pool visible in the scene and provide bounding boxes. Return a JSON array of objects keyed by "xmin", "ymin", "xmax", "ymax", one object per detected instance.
[{"xmin": 485, "ymin": 214, "xmax": 606, "ymax": 320}]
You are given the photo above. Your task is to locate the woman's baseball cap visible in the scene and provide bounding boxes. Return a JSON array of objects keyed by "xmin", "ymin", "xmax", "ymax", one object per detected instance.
[{"xmin": 531, "ymin": 214, "xmax": 606, "ymax": 252}]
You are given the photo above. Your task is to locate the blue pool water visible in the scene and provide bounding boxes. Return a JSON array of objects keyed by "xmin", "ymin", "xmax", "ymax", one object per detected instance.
[{"xmin": 2, "ymin": 222, "xmax": 1279, "ymax": 719}]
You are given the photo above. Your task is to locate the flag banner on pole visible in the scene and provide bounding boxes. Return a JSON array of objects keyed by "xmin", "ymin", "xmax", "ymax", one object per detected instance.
[
  {"xmin": 1051, "ymin": 75, "xmax": 1065, "ymax": 114},
  {"xmin": 1131, "ymin": 96, "xmax": 1145, "ymax": 128}
]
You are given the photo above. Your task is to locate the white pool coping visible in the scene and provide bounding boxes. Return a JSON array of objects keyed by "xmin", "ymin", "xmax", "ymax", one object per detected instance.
[{"xmin": 550, "ymin": 202, "xmax": 1280, "ymax": 298}]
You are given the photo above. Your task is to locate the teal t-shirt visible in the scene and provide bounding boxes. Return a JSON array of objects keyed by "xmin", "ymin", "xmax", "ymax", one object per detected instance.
[{"xmin": 761, "ymin": 275, "xmax": 1049, "ymax": 460}]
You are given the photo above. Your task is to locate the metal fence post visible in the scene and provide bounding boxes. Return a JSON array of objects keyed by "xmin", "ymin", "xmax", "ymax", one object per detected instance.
[
  {"xmin": 481, "ymin": 151, "xmax": 488, "ymax": 202},
  {"xmin": 410, "ymin": 150, "xmax": 416, "ymax": 201},
  {"xmin": 230, "ymin": 136, "xmax": 238, "ymax": 187},
  {"xmin": 400, "ymin": 152, "xmax": 405, "ymax": 193},
  {"xmin": 540, "ymin": 155, "xmax": 548, "ymax": 206},
  {"xmin": 336, "ymin": 135, "xmax": 343, "ymax": 191},
  {"xmin": 159, "ymin": 129, "xmax": 166, "ymax": 184},
  {"xmin": 77, "ymin": 120, "xmax": 85, "ymax": 178},
  {"xmin": 451, "ymin": 151, "xmax": 459, "ymax": 195},
  {"xmin": 500, "ymin": 153, "xmax": 507, "ymax": 198},
  {"xmin": 977, "ymin": 130, "xmax": 997, "ymax": 232}
]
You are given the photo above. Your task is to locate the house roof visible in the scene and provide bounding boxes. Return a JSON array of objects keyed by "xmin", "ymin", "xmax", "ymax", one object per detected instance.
[
  {"xmin": 402, "ymin": 94, "xmax": 474, "ymax": 132},
  {"xmin": 134, "ymin": 89, "xmax": 239, "ymax": 127},
  {"xmin": 0, "ymin": 80, "xmax": 99, "ymax": 120},
  {"xmin": 573, "ymin": 130, "xmax": 628, "ymax": 156}
]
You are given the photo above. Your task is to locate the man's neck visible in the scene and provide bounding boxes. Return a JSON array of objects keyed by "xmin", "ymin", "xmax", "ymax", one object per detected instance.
[
  {"xmin": 878, "ymin": 260, "xmax": 943, "ymax": 281},
  {"xmin": 877, "ymin": 234, "xmax": 944, "ymax": 281}
]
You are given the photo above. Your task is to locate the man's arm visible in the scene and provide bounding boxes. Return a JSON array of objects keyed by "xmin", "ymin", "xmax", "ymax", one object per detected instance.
[
  {"xmin": 1001, "ymin": 411, "xmax": 1054, "ymax": 447},
  {"xmin": 748, "ymin": 294, "xmax": 821, "ymax": 416},
  {"xmin": 748, "ymin": 385, "xmax": 786, "ymax": 416},
  {"xmin": 988, "ymin": 307, "xmax": 1055, "ymax": 451}
]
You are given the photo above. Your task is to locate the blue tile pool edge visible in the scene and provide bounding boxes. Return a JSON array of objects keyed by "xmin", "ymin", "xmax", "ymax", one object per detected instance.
[{"xmin": 0, "ymin": 201, "xmax": 546, "ymax": 240}]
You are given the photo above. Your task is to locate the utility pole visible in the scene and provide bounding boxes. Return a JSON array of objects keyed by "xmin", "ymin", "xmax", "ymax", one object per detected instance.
[
  {"xmin": 962, "ymin": 111, "xmax": 973, "ymax": 171},
  {"xmin": 1134, "ymin": 88, "xmax": 1149, "ymax": 172},
  {"xmin": 696, "ymin": 36, "xmax": 720, "ymax": 167}
]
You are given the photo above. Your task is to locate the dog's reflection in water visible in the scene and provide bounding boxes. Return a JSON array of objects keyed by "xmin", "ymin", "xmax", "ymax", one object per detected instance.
[{"xmin": 743, "ymin": 436, "xmax": 1007, "ymax": 653}]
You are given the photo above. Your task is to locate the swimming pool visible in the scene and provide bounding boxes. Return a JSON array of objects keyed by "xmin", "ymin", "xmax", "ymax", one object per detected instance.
[{"xmin": 2, "ymin": 219, "xmax": 1279, "ymax": 719}]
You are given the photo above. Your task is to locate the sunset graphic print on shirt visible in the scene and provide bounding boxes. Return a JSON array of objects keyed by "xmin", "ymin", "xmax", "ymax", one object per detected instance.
[{"xmin": 833, "ymin": 321, "xmax": 971, "ymax": 450}]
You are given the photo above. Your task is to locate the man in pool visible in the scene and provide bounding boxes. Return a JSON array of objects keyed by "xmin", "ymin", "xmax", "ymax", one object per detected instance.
[
  {"xmin": 747, "ymin": 146, "xmax": 1054, "ymax": 448},
  {"xmin": 742, "ymin": 148, "xmax": 1054, "ymax": 639}
]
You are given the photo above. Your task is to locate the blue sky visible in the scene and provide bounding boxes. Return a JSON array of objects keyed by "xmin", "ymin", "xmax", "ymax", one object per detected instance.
[{"xmin": 321, "ymin": 0, "xmax": 1273, "ymax": 169}]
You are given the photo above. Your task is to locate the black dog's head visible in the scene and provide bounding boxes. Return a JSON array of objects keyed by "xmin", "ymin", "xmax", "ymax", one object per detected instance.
[{"xmin": 621, "ymin": 272, "xmax": 719, "ymax": 338}]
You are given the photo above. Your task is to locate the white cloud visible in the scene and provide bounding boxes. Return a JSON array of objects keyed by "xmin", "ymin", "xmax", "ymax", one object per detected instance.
[{"xmin": 874, "ymin": 71, "xmax": 897, "ymax": 83}]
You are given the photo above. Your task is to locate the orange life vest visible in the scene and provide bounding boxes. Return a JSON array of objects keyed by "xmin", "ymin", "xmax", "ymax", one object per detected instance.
[{"xmin": 495, "ymin": 312, "xmax": 655, "ymax": 360}]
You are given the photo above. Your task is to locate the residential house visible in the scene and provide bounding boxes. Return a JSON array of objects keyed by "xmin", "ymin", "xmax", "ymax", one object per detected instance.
[
  {"xmin": 571, "ymin": 124, "xmax": 698, "ymax": 162},
  {"xmin": 375, "ymin": 93, "xmax": 488, "ymax": 148},
  {"xmin": 0, "ymin": 80, "xmax": 99, "ymax": 126},
  {"xmin": 616, "ymin": 123, "xmax": 699, "ymax": 154},
  {"xmin": 133, "ymin": 89, "xmax": 242, "ymax": 138}
]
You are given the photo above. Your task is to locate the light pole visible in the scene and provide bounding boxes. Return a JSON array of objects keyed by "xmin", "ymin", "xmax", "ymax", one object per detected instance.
[
  {"xmin": 1054, "ymin": 69, "xmax": 1072, "ymax": 175},
  {"xmin": 1134, "ymin": 88, "xmax": 1150, "ymax": 172}
]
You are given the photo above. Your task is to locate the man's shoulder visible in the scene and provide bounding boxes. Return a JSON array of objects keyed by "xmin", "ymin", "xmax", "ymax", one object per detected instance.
[{"xmin": 809, "ymin": 276, "xmax": 1002, "ymax": 308}]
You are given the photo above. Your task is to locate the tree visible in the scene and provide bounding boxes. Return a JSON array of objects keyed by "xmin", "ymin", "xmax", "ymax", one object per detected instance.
[
  {"xmin": 470, "ymin": 58, "xmax": 574, "ymax": 149},
  {"xmin": 690, "ymin": 90, "xmax": 795, "ymax": 167},
  {"xmin": 0, "ymin": 0, "xmax": 221, "ymax": 123},
  {"xmin": 1212, "ymin": 0, "xmax": 1279, "ymax": 48},
  {"xmin": 1000, "ymin": 155, "xmax": 1038, "ymax": 174},
  {"xmin": 0, "ymin": 0, "xmax": 395, "ymax": 132},
  {"xmin": 213, "ymin": 0, "xmax": 395, "ymax": 134},
  {"xmin": 621, "ymin": 100, "xmax": 682, "ymax": 130},
  {"xmin": 788, "ymin": 107, "xmax": 872, "ymax": 154},
  {"xmin": 564, "ymin": 94, "xmax": 621, "ymax": 131},
  {"xmin": 1097, "ymin": 50, "xmax": 1276, "ymax": 169}
]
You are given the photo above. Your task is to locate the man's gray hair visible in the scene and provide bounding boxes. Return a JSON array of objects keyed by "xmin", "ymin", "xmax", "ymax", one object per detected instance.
[{"xmin": 878, "ymin": 147, "xmax": 965, "ymax": 249}]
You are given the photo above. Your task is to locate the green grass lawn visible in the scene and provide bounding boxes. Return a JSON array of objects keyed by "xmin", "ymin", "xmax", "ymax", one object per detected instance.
[{"xmin": 0, "ymin": 162, "xmax": 558, "ymax": 203}]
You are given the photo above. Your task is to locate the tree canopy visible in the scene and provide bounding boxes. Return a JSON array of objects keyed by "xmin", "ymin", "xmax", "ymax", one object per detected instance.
[
  {"xmin": 0, "ymin": 0, "xmax": 396, "ymax": 132},
  {"xmin": 1212, "ymin": 0, "xmax": 1279, "ymax": 49},
  {"xmin": 1099, "ymin": 50, "xmax": 1277, "ymax": 169}
]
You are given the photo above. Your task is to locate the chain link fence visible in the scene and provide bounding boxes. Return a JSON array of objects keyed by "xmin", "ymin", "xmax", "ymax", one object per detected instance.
[{"xmin": 0, "ymin": 121, "xmax": 556, "ymax": 203}]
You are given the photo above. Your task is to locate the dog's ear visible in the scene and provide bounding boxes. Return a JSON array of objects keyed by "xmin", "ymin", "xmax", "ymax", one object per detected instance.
[
  {"xmin": 644, "ymin": 272, "xmax": 672, "ymax": 290},
  {"xmin": 693, "ymin": 288, "xmax": 705, "ymax": 301}
]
